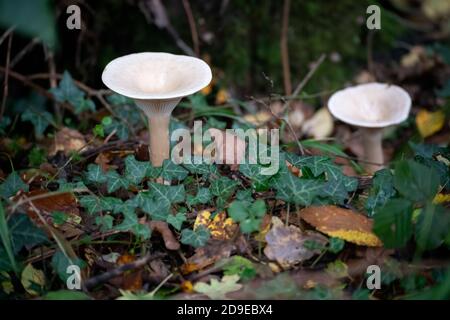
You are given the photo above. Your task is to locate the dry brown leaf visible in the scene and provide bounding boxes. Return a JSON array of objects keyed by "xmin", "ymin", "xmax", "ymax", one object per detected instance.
[
  {"xmin": 243, "ymin": 111, "xmax": 272, "ymax": 126},
  {"xmin": 49, "ymin": 127, "xmax": 87, "ymax": 156},
  {"xmin": 23, "ymin": 189, "xmax": 83, "ymax": 238},
  {"xmin": 115, "ymin": 254, "xmax": 143, "ymax": 291},
  {"xmin": 194, "ymin": 210, "xmax": 237, "ymax": 240},
  {"xmin": 299, "ymin": 206, "xmax": 383, "ymax": 247},
  {"xmin": 264, "ymin": 217, "xmax": 328, "ymax": 269},
  {"xmin": 148, "ymin": 221, "xmax": 180, "ymax": 250},
  {"xmin": 180, "ymin": 241, "xmax": 235, "ymax": 275}
]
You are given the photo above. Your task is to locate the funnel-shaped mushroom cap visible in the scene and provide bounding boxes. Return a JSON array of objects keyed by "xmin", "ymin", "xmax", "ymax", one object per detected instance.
[
  {"xmin": 328, "ymin": 83, "xmax": 411, "ymax": 128},
  {"xmin": 101, "ymin": 52, "xmax": 212, "ymax": 100}
]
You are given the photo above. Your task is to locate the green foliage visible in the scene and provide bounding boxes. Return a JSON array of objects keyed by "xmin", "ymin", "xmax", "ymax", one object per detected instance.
[
  {"xmin": 0, "ymin": 0, "xmax": 56, "ymax": 48},
  {"xmin": 28, "ymin": 147, "xmax": 46, "ymax": 167},
  {"xmin": 210, "ymin": 176, "xmax": 240, "ymax": 209},
  {"xmin": 161, "ymin": 160, "xmax": 188, "ymax": 181},
  {"xmin": 124, "ymin": 155, "xmax": 152, "ymax": 185},
  {"xmin": 166, "ymin": 212, "xmax": 186, "ymax": 231},
  {"xmin": 228, "ymin": 199, "xmax": 266, "ymax": 234},
  {"xmin": 222, "ymin": 256, "xmax": 257, "ymax": 281},
  {"xmin": 50, "ymin": 71, "xmax": 95, "ymax": 114},
  {"xmin": 0, "ymin": 171, "xmax": 29, "ymax": 198},
  {"xmin": 186, "ymin": 187, "xmax": 211, "ymax": 207},
  {"xmin": 21, "ymin": 108, "xmax": 54, "ymax": 138},
  {"xmin": 180, "ymin": 226, "xmax": 210, "ymax": 248},
  {"xmin": 51, "ymin": 250, "xmax": 85, "ymax": 282},
  {"xmin": 365, "ymin": 169, "xmax": 396, "ymax": 217}
]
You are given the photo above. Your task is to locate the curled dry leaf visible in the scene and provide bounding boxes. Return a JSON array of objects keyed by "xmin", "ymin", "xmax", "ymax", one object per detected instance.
[
  {"xmin": 264, "ymin": 217, "xmax": 328, "ymax": 269},
  {"xmin": 149, "ymin": 221, "xmax": 180, "ymax": 250},
  {"xmin": 49, "ymin": 127, "xmax": 87, "ymax": 156},
  {"xmin": 115, "ymin": 254, "xmax": 143, "ymax": 291},
  {"xmin": 301, "ymin": 107, "xmax": 333, "ymax": 139},
  {"xmin": 23, "ymin": 189, "xmax": 83, "ymax": 238},
  {"xmin": 180, "ymin": 240, "xmax": 235, "ymax": 275},
  {"xmin": 243, "ymin": 111, "xmax": 272, "ymax": 126},
  {"xmin": 194, "ymin": 210, "xmax": 237, "ymax": 240},
  {"xmin": 299, "ymin": 206, "xmax": 383, "ymax": 247}
]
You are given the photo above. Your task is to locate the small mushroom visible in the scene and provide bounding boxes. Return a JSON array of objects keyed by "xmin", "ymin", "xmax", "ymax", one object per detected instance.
[
  {"xmin": 102, "ymin": 52, "xmax": 212, "ymax": 167},
  {"xmin": 328, "ymin": 83, "xmax": 411, "ymax": 173}
]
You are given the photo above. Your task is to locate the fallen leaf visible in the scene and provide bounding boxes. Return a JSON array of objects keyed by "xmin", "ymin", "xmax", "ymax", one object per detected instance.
[
  {"xmin": 264, "ymin": 217, "xmax": 328, "ymax": 269},
  {"xmin": 116, "ymin": 254, "xmax": 143, "ymax": 291},
  {"xmin": 180, "ymin": 241, "xmax": 235, "ymax": 274},
  {"xmin": 299, "ymin": 206, "xmax": 383, "ymax": 247},
  {"xmin": 49, "ymin": 127, "xmax": 87, "ymax": 156},
  {"xmin": 194, "ymin": 210, "xmax": 237, "ymax": 240},
  {"xmin": 215, "ymin": 88, "xmax": 229, "ymax": 104},
  {"xmin": 180, "ymin": 280, "xmax": 194, "ymax": 293},
  {"xmin": 21, "ymin": 263, "xmax": 45, "ymax": 296},
  {"xmin": 433, "ymin": 193, "xmax": 450, "ymax": 204},
  {"xmin": 416, "ymin": 109, "xmax": 445, "ymax": 138},
  {"xmin": 23, "ymin": 189, "xmax": 83, "ymax": 238},
  {"xmin": 193, "ymin": 274, "xmax": 242, "ymax": 299},
  {"xmin": 244, "ymin": 111, "xmax": 272, "ymax": 126},
  {"xmin": 148, "ymin": 221, "xmax": 180, "ymax": 250},
  {"xmin": 302, "ymin": 107, "xmax": 333, "ymax": 139}
]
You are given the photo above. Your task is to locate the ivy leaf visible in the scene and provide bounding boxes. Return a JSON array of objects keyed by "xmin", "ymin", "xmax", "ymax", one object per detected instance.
[
  {"xmin": 50, "ymin": 71, "xmax": 95, "ymax": 114},
  {"xmin": 222, "ymin": 256, "xmax": 256, "ymax": 281},
  {"xmin": 328, "ymin": 238, "xmax": 345, "ymax": 254},
  {"xmin": 137, "ymin": 184, "xmax": 185, "ymax": 220},
  {"xmin": 105, "ymin": 170, "xmax": 130, "ymax": 193},
  {"xmin": 286, "ymin": 154, "xmax": 342, "ymax": 180},
  {"xmin": 184, "ymin": 159, "xmax": 218, "ymax": 178},
  {"xmin": 161, "ymin": 160, "xmax": 188, "ymax": 181},
  {"xmin": 373, "ymin": 198, "xmax": 413, "ymax": 248},
  {"xmin": 124, "ymin": 155, "xmax": 150, "ymax": 185},
  {"xmin": 210, "ymin": 176, "xmax": 239, "ymax": 209},
  {"xmin": 115, "ymin": 210, "xmax": 151, "ymax": 239},
  {"xmin": 95, "ymin": 215, "xmax": 114, "ymax": 232},
  {"xmin": 239, "ymin": 163, "xmax": 271, "ymax": 191},
  {"xmin": 0, "ymin": 171, "xmax": 29, "ymax": 198},
  {"xmin": 181, "ymin": 226, "xmax": 210, "ymax": 248},
  {"xmin": 8, "ymin": 214, "xmax": 48, "ymax": 254},
  {"xmin": 272, "ymin": 166, "xmax": 324, "ymax": 206},
  {"xmin": 85, "ymin": 164, "xmax": 107, "ymax": 184},
  {"xmin": 187, "ymin": 188, "xmax": 211, "ymax": 207},
  {"xmin": 416, "ymin": 203, "xmax": 450, "ymax": 250},
  {"xmin": 166, "ymin": 212, "xmax": 186, "ymax": 231},
  {"xmin": 394, "ymin": 160, "xmax": 440, "ymax": 203},
  {"xmin": 21, "ymin": 108, "xmax": 54, "ymax": 138},
  {"xmin": 79, "ymin": 196, "xmax": 121, "ymax": 215},
  {"xmin": 51, "ymin": 250, "xmax": 85, "ymax": 282},
  {"xmin": 365, "ymin": 169, "xmax": 396, "ymax": 216}
]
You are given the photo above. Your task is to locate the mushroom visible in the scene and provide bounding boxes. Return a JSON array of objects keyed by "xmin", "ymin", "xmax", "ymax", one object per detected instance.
[
  {"xmin": 102, "ymin": 52, "xmax": 212, "ymax": 167},
  {"xmin": 328, "ymin": 82, "xmax": 411, "ymax": 173}
]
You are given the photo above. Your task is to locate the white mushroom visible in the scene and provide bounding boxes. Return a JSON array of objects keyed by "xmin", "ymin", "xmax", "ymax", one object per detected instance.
[
  {"xmin": 328, "ymin": 82, "xmax": 411, "ymax": 174},
  {"xmin": 102, "ymin": 52, "xmax": 212, "ymax": 167}
]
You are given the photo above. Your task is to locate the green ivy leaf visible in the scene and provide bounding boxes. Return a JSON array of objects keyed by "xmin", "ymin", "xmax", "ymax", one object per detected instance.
[
  {"xmin": 166, "ymin": 212, "xmax": 186, "ymax": 231},
  {"xmin": 51, "ymin": 250, "xmax": 85, "ymax": 282},
  {"xmin": 366, "ymin": 169, "xmax": 396, "ymax": 216},
  {"xmin": 7, "ymin": 214, "xmax": 48, "ymax": 254},
  {"xmin": 105, "ymin": 170, "xmax": 130, "ymax": 193},
  {"xmin": 210, "ymin": 176, "xmax": 239, "ymax": 209},
  {"xmin": 114, "ymin": 210, "xmax": 151, "ymax": 239},
  {"xmin": 187, "ymin": 187, "xmax": 211, "ymax": 207},
  {"xmin": 239, "ymin": 163, "xmax": 271, "ymax": 191},
  {"xmin": 95, "ymin": 215, "xmax": 114, "ymax": 232},
  {"xmin": 84, "ymin": 164, "xmax": 107, "ymax": 184},
  {"xmin": 181, "ymin": 226, "xmax": 210, "ymax": 248},
  {"xmin": 416, "ymin": 203, "xmax": 450, "ymax": 250},
  {"xmin": 328, "ymin": 238, "xmax": 345, "ymax": 254},
  {"xmin": 373, "ymin": 198, "xmax": 413, "ymax": 248},
  {"xmin": 222, "ymin": 256, "xmax": 256, "ymax": 281},
  {"xmin": 228, "ymin": 199, "xmax": 266, "ymax": 234},
  {"xmin": 394, "ymin": 160, "xmax": 440, "ymax": 203},
  {"xmin": 0, "ymin": 171, "xmax": 29, "ymax": 198},
  {"xmin": 124, "ymin": 155, "xmax": 150, "ymax": 185},
  {"xmin": 161, "ymin": 160, "xmax": 188, "ymax": 181},
  {"xmin": 21, "ymin": 108, "xmax": 54, "ymax": 138}
]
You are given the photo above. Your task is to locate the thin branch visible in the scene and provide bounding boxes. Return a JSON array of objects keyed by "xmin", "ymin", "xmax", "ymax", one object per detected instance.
[
  {"xmin": 280, "ymin": 0, "xmax": 292, "ymax": 96},
  {"xmin": 0, "ymin": 26, "xmax": 15, "ymax": 47},
  {"xmin": 0, "ymin": 33, "xmax": 12, "ymax": 121},
  {"xmin": 182, "ymin": 0, "xmax": 200, "ymax": 57},
  {"xmin": 84, "ymin": 253, "xmax": 166, "ymax": 290}
]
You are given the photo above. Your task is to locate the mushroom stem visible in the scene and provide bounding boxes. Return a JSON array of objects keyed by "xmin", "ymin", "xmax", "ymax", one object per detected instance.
[
  {"xmin": 361, "ymin": 127, "xmax": 384, "ymax": 174},
  {"xmin": 148, "ymin": 115, "xmax": 171, "ymax": 167}
]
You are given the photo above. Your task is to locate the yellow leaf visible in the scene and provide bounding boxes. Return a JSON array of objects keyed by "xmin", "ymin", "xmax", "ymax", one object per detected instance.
[
  {"xmin": 299, "ymin": 206, "xmax": 383, "ymax": 247},
  {"xmin": 433, "ymin": 193, "xmax": 450, "ymax": 204},
  {"xmin": 302, "ymin": 107, "xmax": 333, "ymax": 139},
  {"xmin": 215, "ymin": 88, "xmax": 229, "ymax": 105},
  {"xmin": 194, "ymin": 210, "xmax": 237, "ymax": 240},
  {"xmin": 416, "ymin": 109, "xmax": 445, "ymax": 138},
  {"xmin": 21, "ymin": 263, "xmax": 46, "ymax": 296},
  {"xmin": 244, "ymin": 111, "xmax": 272, "ymax": 126}
]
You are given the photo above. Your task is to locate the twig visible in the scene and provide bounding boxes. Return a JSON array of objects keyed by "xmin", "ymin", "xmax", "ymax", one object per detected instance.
[
  {"xmin": 84, "ymin": 252, "xmax": 166, "ymax": 290},
  {"xmin": 46, "ymin": 50, "xmax": 62, "ymax": 124},
  {"xmin": 0, "ymin": 26, "xmax": 14, "ymax": 47},
  {"xmin": 280, "ymin": 0, "xmax": 292, "ymax": 96},
  {"xmin": 0, "ymin": 33, "xmax": 12, "ymax": 121},
  {"xmin": 182, "ymin": 0, "xmax": 200, "ymax": 57},
  {"xmin": 10, "ymin": 38, "xmax": 40, "ymax": 68}
]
